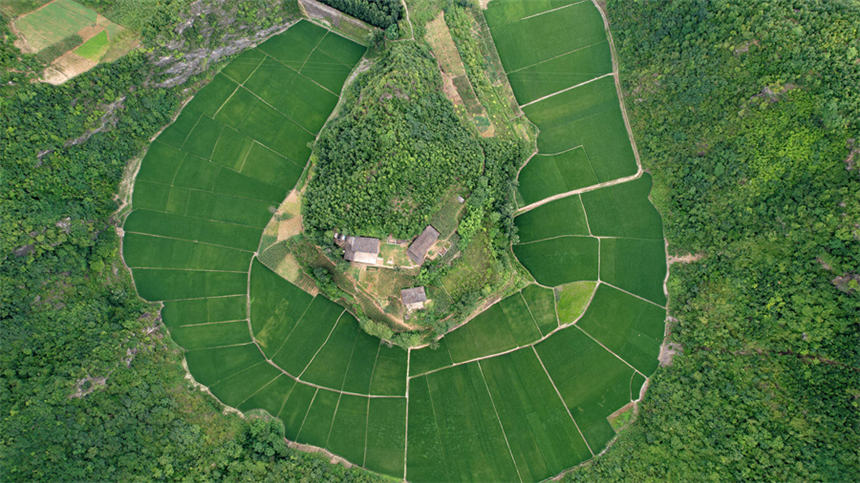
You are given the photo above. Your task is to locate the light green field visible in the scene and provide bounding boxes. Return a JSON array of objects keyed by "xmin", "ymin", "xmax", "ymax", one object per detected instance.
[
  {"xmin": 73, "ymin": 29, "xmax": 108, "ymax": 60},
  {"xmin": 13, "ymin": 0, "xmax": 96, "ymax": 51},
  {"xmin": 123, "ymin": 13, "xmax": 666, "ymax": 481}
]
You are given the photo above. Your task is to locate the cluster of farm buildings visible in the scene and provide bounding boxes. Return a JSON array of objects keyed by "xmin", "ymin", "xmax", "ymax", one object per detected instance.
[{"xmin": 338, "ymin": 225, "xmax": 440, "ymax": 311}]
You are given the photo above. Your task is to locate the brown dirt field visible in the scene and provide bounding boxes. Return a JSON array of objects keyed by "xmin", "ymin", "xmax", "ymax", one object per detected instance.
[
  {"xmin": 272, "ymin": 190, "xmax": 303, "ymax": 242},
  {"xmin": 479, "ymin": 119, "xmax": 496, "ymax": 137},
  {"xmin": 425, "ymin": 12, "xmax": 466, "ymax": 76},
  {"xmin": 440, "ymin": 70, "xmax": 465, "ymax": 107},
  {"xmin": 76, "ymin": 22, "xmax": 103, "ymax": 41},
  {"xmin": 42, "ymin": 50, "xmax": 96, "ymax": 84}
]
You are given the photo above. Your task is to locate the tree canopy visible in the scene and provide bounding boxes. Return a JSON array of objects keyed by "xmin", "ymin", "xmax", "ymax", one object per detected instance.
[{"xmin": 304, "ymin": 42, "xmax": 485, "ymax": 239}]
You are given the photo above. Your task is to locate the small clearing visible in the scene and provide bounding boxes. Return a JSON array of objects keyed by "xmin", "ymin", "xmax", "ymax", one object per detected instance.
[
  {"xmin": 667, "ymin": 253, "xmax": 704, "ymax": 265},
  {"xmin": 658, "ymin": 341, "xmax": 683, "ymax": 367}
]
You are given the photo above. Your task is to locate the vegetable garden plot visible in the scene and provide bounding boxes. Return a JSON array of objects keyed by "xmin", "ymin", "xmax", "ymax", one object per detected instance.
[
  {"xmin": 517, "ymin": 147, "xmax": 599, "ymax": 205},
  {"xmin": 556, "ymin": 281, "xmax": 596, "ymax": 323}
]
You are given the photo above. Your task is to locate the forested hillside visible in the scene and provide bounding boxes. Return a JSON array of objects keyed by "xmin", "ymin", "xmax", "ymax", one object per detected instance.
[
  {"xmin": 304, "ymin": 42, "xmax": 485, "ymax": 239},
  {"xmin": 0, "ymin": 1, "xmax": 372, "ymax": 480},
  {"xmin": 570, "ymin": 0, "xmax": 859, "ymax": 479}
]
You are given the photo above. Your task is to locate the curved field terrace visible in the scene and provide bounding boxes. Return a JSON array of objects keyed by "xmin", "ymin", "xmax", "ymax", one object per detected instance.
[{"xmin": 124, "ymin": 5, "xmax": 667, "ymax": 481}]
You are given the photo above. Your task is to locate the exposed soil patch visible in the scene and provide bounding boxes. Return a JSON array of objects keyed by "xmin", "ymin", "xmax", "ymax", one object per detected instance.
[
  {"xmin": 287, "ymin": 440, "xmax": 355, "ymax": 468},
  {"xmin": 440, "ymin": 70, "xmax": 465, "ymax": 106},
  {"xmin": 659, "ymin": 341, "xmax": 683, "ymax": 367},
  {"xmin": 425, "ymin": 12, "xmax": 466, "ymax": 76},
  {"xmin": 69, "ymin": 375, "xmax": 107, "ymax": 398},
  {"xmin": 298, "ymin": 0, "xmax": 378, "ymax": 43},
  {"xmin": 42, "ymin": 51, "xmax": 96, "ymax": 84},
  {"xmin": 76, "ymin": 22, "xmax": 103, "ymax": 41},
  {"xmin": 844, "ymin": 138, "xmax": 859, "ymax": 171},
  {"xmin": 668, "ymin": 252, "xmax": 704, "ymax": 265},
  {"xmin": 275, "ymin": 190, "xmax": 303, "ymax": 241},
  {"xmin": 10, "ymin": 21, "xmax": 35, "ymax": 53}
]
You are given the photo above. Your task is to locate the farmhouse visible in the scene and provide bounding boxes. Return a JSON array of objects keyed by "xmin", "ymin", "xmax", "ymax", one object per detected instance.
[
  {"xmin": 408, "ymin": 225, "xmax": 440, "ymax": 265},
  {"xmin": 401, "ymin": 287, "xmax": 428, "ymax": 310},
  {"xmin": 344, "ymin": 236, "xmax": 380, "ymax": 264}
]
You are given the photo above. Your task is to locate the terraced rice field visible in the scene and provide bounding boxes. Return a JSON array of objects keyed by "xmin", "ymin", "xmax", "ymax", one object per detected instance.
[{"xmin": 124, "ymin": 6, "xmax": 667, "ymax": 480}]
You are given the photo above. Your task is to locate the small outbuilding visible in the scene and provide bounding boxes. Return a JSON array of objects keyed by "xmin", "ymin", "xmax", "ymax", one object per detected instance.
[
  {"xmin": 344, "ymin": 236, "xmax": 380, "ymax": 264},
  {"xmin": 407, "ymin": 225, "xmax": 440, "ymax": 265},
  {"xmin": 401, "ymin": 287, "xmax": 428, "ymax": 310}
]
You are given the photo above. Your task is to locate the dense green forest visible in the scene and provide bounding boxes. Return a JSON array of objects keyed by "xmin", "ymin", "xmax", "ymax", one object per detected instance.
[
  {"xmin": 318, "ymin": 0, "xmax": 402, "ymax": 29},
  {"xmin": 568, "ymin": 0, "xmax": 859, "ymax": 480},
  {"xmin": 0, "ymin": 1, "xmax": 372, "ymax": 480},
  {"xmin": 304, "ymin": 41, "xmax": 525, "ymax": 241}
]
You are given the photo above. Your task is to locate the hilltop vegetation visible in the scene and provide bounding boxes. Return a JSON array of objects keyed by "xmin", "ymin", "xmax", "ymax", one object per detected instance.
[{"xmin": 304, "ymin": 42, "xmax": 483, "ymax": 239}]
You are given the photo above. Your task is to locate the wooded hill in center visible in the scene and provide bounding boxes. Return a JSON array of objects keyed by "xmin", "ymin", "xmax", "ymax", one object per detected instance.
[{"xmin": 304, "ymin": 42, "xmax": 485, "ymax": 239}]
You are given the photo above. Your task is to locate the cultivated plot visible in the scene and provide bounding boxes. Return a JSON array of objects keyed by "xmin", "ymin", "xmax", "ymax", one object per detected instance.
[
  {"xmin": 517, "ymin": 148, "xmax": 599, "ymax": 206},
  {"xmin": 522, "ymin": 76, "xmax": 636, "ymax": 179}
]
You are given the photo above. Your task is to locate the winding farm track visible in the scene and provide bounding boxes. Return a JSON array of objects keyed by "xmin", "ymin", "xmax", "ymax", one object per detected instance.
[{"xmin": 121, "ymin": 2, "xmax": 670, "ymax": 480}]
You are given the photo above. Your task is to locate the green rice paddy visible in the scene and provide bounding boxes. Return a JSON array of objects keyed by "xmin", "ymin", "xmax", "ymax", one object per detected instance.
[{"xmin": 122, "ymin": 9, "xmax": 667, "ymax": 481}]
